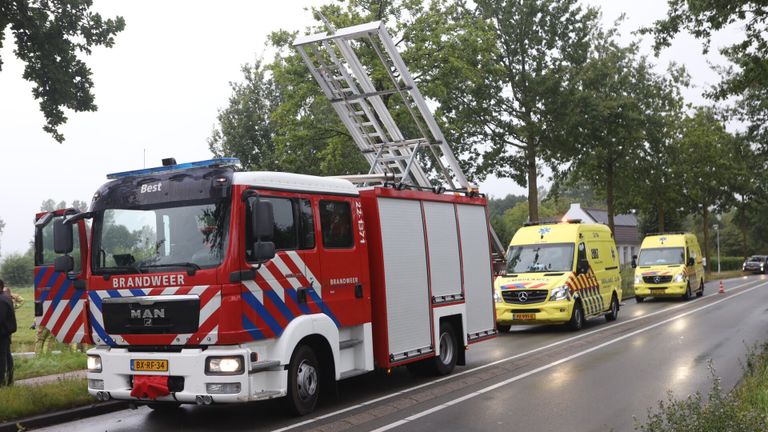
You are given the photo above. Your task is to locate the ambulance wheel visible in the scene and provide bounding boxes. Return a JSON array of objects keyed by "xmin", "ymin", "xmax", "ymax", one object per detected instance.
[
  {"xmin": 696, "ymin": 279, "xmax": 704, "ymax": 297},
  {"xmin": 147, "ymin": 402, "xmax": 181, "ymax": 411},
  {"xmin": 682, "ymin": 283, "xmax": 692, "ymax": 301},
  {"xmin": 286, "ymin": 345, "xmax": 320, "ymax": 416},
  {"xmin": 430, "ymin": 322, "xmax": 458, "ymax": 376},
  {"xmin": 567, "ymin": 301, "xmax": 584, "ymax": 331},
  {"xmin": 635, "ymin": 296, "xmax": 645, "ymax": 303},
  {"xmin": 497, "ymin": 324, "xmax": 511, "ymax": 333},
  {"xmin": 605, "ymin": 294, "xmax": 619, "ymax": 322}
]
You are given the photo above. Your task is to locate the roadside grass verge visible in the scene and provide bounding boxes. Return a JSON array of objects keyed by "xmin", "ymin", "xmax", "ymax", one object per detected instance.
[
  {"xmin": 14, "ymin": 351, "xmax": 86, "ymax": 381},
  {"xmin": 705, "ymin": 270, "xmax": 750, "ymax": 283},
  {"xmin": 0, "ymin": 379, "xmax": 92, "ymax": 423},
  {"xmin": 635, "ymin": 344, "xmax": 768, "ymax": 431}
]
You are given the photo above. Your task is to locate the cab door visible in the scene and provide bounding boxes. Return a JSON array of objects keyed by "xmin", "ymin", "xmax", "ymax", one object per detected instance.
[{"xmin": 34, "ymin": 210, "xmax": 92, "ymax": 344}]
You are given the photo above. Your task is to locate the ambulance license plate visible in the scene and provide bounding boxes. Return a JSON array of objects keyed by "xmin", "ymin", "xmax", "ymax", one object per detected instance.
[
  {"xmin": 130, "ymin": 359, "xmax": 168, "ymax": 372},
  {"xmin": 651, "ymin": 288, "xmax": 666, "ymax": 293},
  {"xmin": 512, "ymin": 313, "xmax": 535, "ymax": 320}
]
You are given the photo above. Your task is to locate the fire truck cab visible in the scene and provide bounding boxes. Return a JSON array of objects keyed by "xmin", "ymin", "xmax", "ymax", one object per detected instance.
[{"xmin": 41, "ymin": 159, "xmax": 495, "ymax": 414}]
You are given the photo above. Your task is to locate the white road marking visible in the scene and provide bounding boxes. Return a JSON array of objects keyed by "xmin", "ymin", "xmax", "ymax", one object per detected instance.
[
  {"xmin": 271, "ymin": 277, "xmax": 764, "ymax": 432},
  {"xmin": 370, "ymin": 279, "xmax": 768, "ymax": 432}
]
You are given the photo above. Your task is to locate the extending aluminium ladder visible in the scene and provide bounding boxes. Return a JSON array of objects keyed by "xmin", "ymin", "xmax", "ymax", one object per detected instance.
[{"xmin": 294, "ymin": 19, "xmax": 506, "ymax": 262}]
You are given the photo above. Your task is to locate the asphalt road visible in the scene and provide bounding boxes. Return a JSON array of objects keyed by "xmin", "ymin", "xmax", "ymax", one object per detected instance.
[{"xmin": 39, "ymin": 275, "xmax": 768, "ymax": 432}]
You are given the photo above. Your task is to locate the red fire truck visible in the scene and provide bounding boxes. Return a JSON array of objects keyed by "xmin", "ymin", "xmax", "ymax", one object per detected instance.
[{"xmin": 33, "ymin": 20, "xmax": 500, "ymax": 414}]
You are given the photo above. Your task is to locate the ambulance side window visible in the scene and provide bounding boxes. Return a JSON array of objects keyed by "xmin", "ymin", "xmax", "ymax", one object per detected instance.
[{"xmin": 319, "ymin": 200, "xmax": 353, "ymax": 248}]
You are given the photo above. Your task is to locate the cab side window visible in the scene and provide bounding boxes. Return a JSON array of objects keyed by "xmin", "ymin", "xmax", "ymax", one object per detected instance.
[
  {"xmin": 246, "ymin": 197, "xmax": 315, "ymax": 259},
  {"xmin": 319, "ymin": 200, "xmax": 353, "ymax": 248}
]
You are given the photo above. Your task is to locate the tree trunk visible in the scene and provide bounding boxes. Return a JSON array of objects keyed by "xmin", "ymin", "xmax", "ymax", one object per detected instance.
[
  {"xmin": 739, "ymin": 201, "xmax": 748, "ymax": 260},
  {"xmin": 657, "ymin": 203, "xmax": 665, "ymax": 233},
  {"xmin": 526, "ymin": 147, "xmax": 539, "ymax": 222},
  {"xmin": 702, "ymin": 205, "xmax": 710, "ymax": 274},
  {"xmin": 606, "ymin": 163, "xmax": 615, "ymax": 233}
]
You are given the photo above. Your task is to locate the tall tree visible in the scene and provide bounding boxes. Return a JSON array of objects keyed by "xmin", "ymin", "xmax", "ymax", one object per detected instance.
[
  {"xmin": 556, "ymin": 27, "xmax": 686, "ymax": 232},
  {"xmin": 677, "ymin": 108, "xmax": 739, "ymax": 271},
  {"xmin": 421, "ymin": 0, "xmax": 600, "ymax": 221},
  {"xmin": 208, "ymin": 60, "xmax": 281, "ymax": 171},
  {"xmin": 1, "ymin": 0, "xmax": 125, "ymax": 142}
]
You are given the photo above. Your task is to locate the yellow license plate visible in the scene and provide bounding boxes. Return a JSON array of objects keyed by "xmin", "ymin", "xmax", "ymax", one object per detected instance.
[
  {"xmin": 512, "ymin": 313, "xmax": 536, "ymax": 320},
  {"xmin": 130, "ymin": 359, "xmax": 168, "ymax": 372}
]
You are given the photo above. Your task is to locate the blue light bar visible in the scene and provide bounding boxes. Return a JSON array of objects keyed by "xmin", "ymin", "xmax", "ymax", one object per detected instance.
[{"xmin": 106, "ymin": 158, "xmax": 241, "ymax": 180}]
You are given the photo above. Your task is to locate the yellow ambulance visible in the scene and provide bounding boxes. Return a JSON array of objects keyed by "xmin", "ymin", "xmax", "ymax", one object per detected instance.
[
  {"xmin": 632, "ymin": 232, "xmax": 704, "ymax": 302},
  {"xmin": 494, "ymin": 221, "xmax": 622, "ymax": 331}
]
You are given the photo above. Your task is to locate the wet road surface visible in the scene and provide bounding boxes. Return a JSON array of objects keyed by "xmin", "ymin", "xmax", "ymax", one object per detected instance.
[{"xmin": 39, "ymin": 275, "xmax": 768, "ymax": 432}]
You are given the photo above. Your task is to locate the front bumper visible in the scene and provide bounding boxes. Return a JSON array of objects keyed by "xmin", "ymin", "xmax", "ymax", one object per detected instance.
[
  {"xmin": 634, "ymin": 281, "xmax": 687, "ymax": 298},
  {"xmin": 495, "ymin": 300, "xmax": 573, "ymax": 325},
  {"xmin": 86, "ymin": 345, "xmax": 287, "ymax": 404}
]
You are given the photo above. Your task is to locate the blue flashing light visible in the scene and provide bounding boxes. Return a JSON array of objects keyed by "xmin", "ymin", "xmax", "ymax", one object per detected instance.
[{"xmin": 106, "ymin": 158, "xmax": 241, "ymax": 180}]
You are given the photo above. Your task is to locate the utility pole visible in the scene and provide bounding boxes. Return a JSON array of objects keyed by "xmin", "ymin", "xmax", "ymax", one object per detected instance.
[{"xmin": 714, "ymin": 223, "xmax": 721, "ymax": 274}]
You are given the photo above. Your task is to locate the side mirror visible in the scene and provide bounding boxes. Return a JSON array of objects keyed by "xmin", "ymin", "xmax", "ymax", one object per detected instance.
[
  {"xmin": 250, "ymin": 200, "xmax": 274, "ymax": 240},
  {"xmin": 576, "ymin": 259, "xmax": 590, "ymax": 275},
  {"xmin": 53, "ymin": 218, "xmax": 73, "ymax": 254},
  {"xmin": 249, "ymin": 198, "xmax": 275, "ymax": 264},
  {"xmin": 687, "ymin": 257, "xmax": 695, "ymax": 267},
  {"xmin": 54, "ymin": 255, "xmax": 74, "ymax": 273},
  {"xmin": 631, "ymin": 258, "xmax": 637, "ymax": 268}
]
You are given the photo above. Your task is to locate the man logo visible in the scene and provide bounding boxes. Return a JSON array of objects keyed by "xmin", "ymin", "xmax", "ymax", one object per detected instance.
[{"xmin": 131, "ymin": 309, "xmax": 166, "ymax": 320}]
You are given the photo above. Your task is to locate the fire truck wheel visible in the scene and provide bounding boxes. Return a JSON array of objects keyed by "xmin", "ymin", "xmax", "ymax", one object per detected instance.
[
  {"xmin": 567, "ymin": 301, "xmax": 584, "ymax": 331},
  {"xmin": 696, "ymin": 279, "xmax": 704, "ymax": 297},
  {"xmin": 287, "ymin": 345, "xmax": 320, "ymax": 416},
  {"xmin": 147, "ymin": 402, "xmax": 181, "ymax": 411},
  {"xmin": 431, "ymin": 322, "xmax": 458, "ymax": 376},
  {"xmin": 605, "ymin": 294, "xmax": 619, "ymax": 322}
]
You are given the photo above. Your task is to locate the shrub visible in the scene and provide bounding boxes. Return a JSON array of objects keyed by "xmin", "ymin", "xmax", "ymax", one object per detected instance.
[
  {"xmin": 0, "ymin": 253, "xmax": 34, "ymax": 287},
  {"xmin": 710, "ymin": 256, "xmax": 749, "ymax": 272}
]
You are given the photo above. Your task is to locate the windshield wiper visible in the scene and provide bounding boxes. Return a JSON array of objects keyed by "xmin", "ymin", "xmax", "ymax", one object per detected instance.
[
  {"xmin": 96, "ymin": 265, "xmax": 143, "ymax": 277},
  {"xmin": 139, "ymin": 262, "xmax": 201, "ymax": 276}
]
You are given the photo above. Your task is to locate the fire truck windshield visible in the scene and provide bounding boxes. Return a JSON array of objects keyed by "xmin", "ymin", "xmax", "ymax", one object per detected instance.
[
  {"xmin": 92, "ymin": 201, "xmax": 230, "ymax": 275},
  {"xmin": 506, "ymin": 243, "xmax": 575, "ymax": 273}
]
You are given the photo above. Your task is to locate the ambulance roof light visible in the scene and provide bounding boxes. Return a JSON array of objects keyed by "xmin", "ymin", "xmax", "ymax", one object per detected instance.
[{"xmin": 106, "ymin": 158, "xmax": 241, "ymax": 180}]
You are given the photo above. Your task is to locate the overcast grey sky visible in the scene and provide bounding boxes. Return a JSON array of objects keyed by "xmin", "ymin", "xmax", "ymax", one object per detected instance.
[{"xmin": 0, "ymin": 0, "xmax": 743, "ymax": 257}]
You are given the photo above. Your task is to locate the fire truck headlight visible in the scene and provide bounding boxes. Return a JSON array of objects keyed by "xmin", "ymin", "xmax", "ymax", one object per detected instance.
[
  {"xmin": 87, "ymin": 355, "xmax": 102, "ymax": 373},
  {"xmin": 206, "ymin": 356, "xmax": 244, "ymax": 375},
  {"xmin": 494, "ymin": 291, "xmax": 502, "ymax": 303},
  {"xmin": 549, "ymin": 285, "xmax": 570, "ymax": 301},
  {"xmin": 673, "ymin": 273, "xmax": 686, "ymax": 283}
]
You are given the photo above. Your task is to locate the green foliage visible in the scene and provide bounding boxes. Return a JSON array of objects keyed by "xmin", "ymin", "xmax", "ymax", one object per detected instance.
[
  {"xmin": 14, "ymin": 351, "xmax": 86, "ymax": 380},
  {"xmin": 0, "ymin": 253, "xmax": 33, "ymax": 287},
  {"xmin": 0, "ymin": 0, "xmax": 125, "ymax": 142},
  {"xmin": 491, "ymin": 195, "xmax": 571, "ymax": 247},
  {"xmin": 710, "ymin": 257, "xmax": 749, "ymax": 272},
  {"xmin": 0, "ymin": 378, "xmax": 92, "ymax": 423}
]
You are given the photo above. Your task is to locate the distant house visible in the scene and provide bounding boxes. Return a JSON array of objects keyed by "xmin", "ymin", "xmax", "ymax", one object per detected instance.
[{"xmin": 564, "ymin": 203, "xmax": 641, "ymax": 266}]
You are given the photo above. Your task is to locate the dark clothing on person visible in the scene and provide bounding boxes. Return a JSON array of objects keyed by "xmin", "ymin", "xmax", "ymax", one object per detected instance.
[{"xmin": 0, "ymin": 294, "xmax": 16, "ymax": 386}]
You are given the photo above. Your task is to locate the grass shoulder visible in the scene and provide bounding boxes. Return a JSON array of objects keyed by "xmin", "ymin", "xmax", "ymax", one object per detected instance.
[{"xmin": 0, "ymin": 379, "xmax": 93, "ymax": 423}]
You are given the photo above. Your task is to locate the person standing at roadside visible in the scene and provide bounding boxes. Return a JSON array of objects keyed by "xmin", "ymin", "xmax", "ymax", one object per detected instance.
[{"xmin": 0, "ymin": 280, "xmax": 17, "ymax": 386}]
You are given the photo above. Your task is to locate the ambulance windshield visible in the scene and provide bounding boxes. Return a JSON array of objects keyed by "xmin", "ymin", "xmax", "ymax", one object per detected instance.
[
  {"xmin": 506, "ymin": 243, "xmax": 575, "ymax": 273},
  {"xmin": 638, "ymin": 247, "xmax": 684, "ymax": 266},
  {"xmin": 92, "ymin": 200, "xmax": 230, "ymax": 275}
]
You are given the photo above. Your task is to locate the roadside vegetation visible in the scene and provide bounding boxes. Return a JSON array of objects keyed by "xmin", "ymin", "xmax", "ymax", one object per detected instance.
[
  {"xmin": 636, "ymin": 344, "xmax": 768, "ymax": 431},
  {"xmin": 0, "ymin": 379, "xmax": 92, "ymax": 424}
]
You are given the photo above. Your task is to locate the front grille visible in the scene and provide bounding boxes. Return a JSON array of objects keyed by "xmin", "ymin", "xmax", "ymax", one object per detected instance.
[
  {"xmin": 643, "ymin": 275, "xmax": 673, "ymax": 284},
  {"xmin": 502, "ymin": 290, "xmax": 549, "ymax": 304},
  {"xmin": 103, "ymin": 297, "xmax": 200, "ymax": 335}
]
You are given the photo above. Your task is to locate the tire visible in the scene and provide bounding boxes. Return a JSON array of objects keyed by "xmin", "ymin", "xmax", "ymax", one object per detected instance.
[
  {"xmin": 147, "ymin": 402, "xmax": 181, "ymax": 411},
  {"xmin": 429, "ymin": 322, "xmax": 458, "ymax": 376},
  {"xmin": 682, "ymin": 282, "xmax": 692, "ymax": 301},
  {"xmin": 635, "ymin": 296, "xmax": 645, "ymax": 303},
  {"xmin": 696, "ymin": 279, "xmax": 704, "ymax": 297},
  {"xmin": 286, "ymin": 345, "xmax": 320, "ymax": 416},
  {"xmin": 605, "ymin": 294, "xmax": 619, "ymax": 322},
  {"xmin": 567, "ymin": 301, "xmax": 584, "ymax": 331},
  {"xmin": 497, "ymin": 324, "xmax": 511, "ymax": 333}
]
